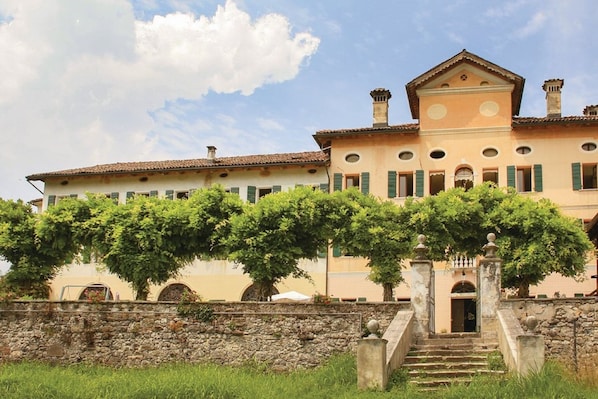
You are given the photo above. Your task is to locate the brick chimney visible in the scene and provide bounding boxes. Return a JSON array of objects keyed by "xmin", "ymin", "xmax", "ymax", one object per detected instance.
[
  {"xmin": 370, "ymin": 88, "xmax": 392, "ymax": 127},
  {"xmin": 583, "ymin": 105, "xmax": 598, "ymax": 116},
  {"xmin": 207, "ymin": 146, "xmax": 217, "ymax": 163},
  {"xmin": 542, "ymin": 79, "xmax": 564, "ymax": 118}
]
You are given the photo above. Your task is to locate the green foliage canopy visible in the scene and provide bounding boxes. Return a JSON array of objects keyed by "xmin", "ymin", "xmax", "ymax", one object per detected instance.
[{"xmin": 226, "ymin": 187, "xmax": 333, "ymax": 300}]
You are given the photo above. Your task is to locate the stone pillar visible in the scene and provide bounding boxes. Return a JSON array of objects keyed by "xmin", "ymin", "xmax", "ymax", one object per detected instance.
[
  {"xmin": 410, "ymin": 234, "xmax": 433, "ymax": 339},
  {"xmin": 478, "ymin": 233, "xmax": 502, "ymax": 339},
  {"xmin": 357, "ymin": 320, "xmax": 388, "ymax": 390},
  {"xmin": 517, "ymin": 334, "xmax": 545, "ymax": 376}
]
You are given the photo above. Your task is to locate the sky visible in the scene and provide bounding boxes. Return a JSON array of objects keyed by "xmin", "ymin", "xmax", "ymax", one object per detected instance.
[{"xmin": 1, "ymin": 0, "xmax": 598, "ymax": 203}]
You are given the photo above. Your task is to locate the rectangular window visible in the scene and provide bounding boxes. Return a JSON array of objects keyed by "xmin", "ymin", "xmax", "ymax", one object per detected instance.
[
  {"xmin": 258, "ymin": 187, "xmax": 272, "ymax": 198},
  {"xmin": 176, "ymin": 191, "xmax": 189, "ymax": 200},
  {"xmin": 482, "ymin": 169, "xmax": 499, "ymax": 184},
  {"xmin": 516, "ymin": 167, "xmax": 532, "ymax": 192},
  {"xmin": 345, "ymin": 175, "xmax": 360, "ymax": 189},
  {"xmin": 582, "ymin": 163, "xmax": 598, "ymax": 189},
  {"xmin": 398, "ymin": 172, "xmax": 414, "ymax": 197},
  {"xmin": 429, "ymin": 171, "xmax": 445, "ymax": 195}
]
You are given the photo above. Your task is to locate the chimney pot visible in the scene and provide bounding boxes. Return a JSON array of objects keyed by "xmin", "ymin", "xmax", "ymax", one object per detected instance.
[
  {"xmin": 583, "ymin": 105, "xmax": 598, "ymax": 116},
  {"xmin": 542, "ymin": 79, "xmax": 564, "ymax": 118},
  {"xmin": 370, "ymin": 88, "xmax": 392, "ymax": 127},
  {"xmin": 207, "ymin": 146, "xmax": 217, "ymax": 162}
]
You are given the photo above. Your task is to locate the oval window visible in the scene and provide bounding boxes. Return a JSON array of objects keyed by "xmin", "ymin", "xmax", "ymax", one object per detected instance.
[
  {"xmin": 482, "ymin": 147, "xmax": 498, "ymax": 158},
  {"xmin": 345, "ymin": 153, "xmax": 360, "ymax": 163},
  {"xmin": 581, "ymin": 142, "xmax": 597, "ymax": 151},
  {"xmin": 516, "ymin": 146, "xmax": 531, "ymax": 155},
  {"xmin": 398, "ymin": 151, "xmax": 414, "ymax": 160},
  {"xmin": 430, "ymin": 150, "xmax": 446, "ymax": 159}
]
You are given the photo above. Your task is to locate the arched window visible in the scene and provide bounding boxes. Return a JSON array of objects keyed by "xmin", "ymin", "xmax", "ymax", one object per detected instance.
[
  {"xmin": 79, "ymin": 284, "xmax": 113, "ymax": 301},
  {"xmin": 454, "ymin": 167, "xmax": 474, "ymax": 190},
  {"xmin": 241, "ymin": 284, "xmax": 279, "ymax": 301},
  {"xmin": 451, "ymin": 281, "xmax": 476, "ymax": 294},
  {"xmin": 158, "ymin": 283, "xmax": 193, "ymax": 302}
]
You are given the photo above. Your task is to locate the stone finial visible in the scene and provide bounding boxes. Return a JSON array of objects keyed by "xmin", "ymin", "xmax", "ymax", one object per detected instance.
[
  {"xmin": 524, "ymin": 315, "xmax": 539, "ymax": 333},
  {"xmin": 482, "ymin": 233, "xmax": 498, "ymax": 258},
  {"xmin": 413, "ymin": 234, "xmax": 428, "ymax": 260},
  {"xmin": 366, "ymin": 319, "xmax": 380, "ymax": 338}
]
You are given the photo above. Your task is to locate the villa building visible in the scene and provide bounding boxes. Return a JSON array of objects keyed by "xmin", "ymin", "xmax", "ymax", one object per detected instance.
[{"xmin": 26, "ymin": 50, "xmax": 598, "ymax": 333}]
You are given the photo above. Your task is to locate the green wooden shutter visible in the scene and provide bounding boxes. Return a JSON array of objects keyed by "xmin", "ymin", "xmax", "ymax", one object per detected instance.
[
  {"xmin": 230, "ymin": 187, "xmax": 240, "ymax": 195},
  {"xmin": 165, "ymin": 190, "xmax": 174, "ymax": 200},
  {"xmin": 47, "ymin": 195, "xmax": 56, "ymax": 208},
  {"xmin": 333, "ymin": 173, "xmax": 343, "ymax": 191},
  {"xmin": 110, "ymin": 192, "xmax": 119, "ymax": 203},
  {"xmin": 415, "ymin": 170, "xmax": 424, "ymax": 197},
  {"xmin": 507, "ymin": 165, "xmax": 516, "ymax": 188},
  {"xmin": 387, "ymin": 171, "xmax": 397, "ymax": 198},
  {"xmin": 533, "ymin": 164, "xmax": 543, "ymax": 192},
  {"xmin": 149, "ymin": 190, "xmax": 158, "ymax": 197},
  {"xmin": 247, "ymin": 186, "xmax": 256, "ymax": 203},
  {"xmin": 332, "ymin": 246, "xmax": 342, "ymax": 257},
  {"xmin": 319, "ymin": 183, "xmax": 329, "ymax": 192},
  {"xmin": 272, "ymin": 185, "xmax": 282, "ymax": 193},
  {"xmin": 361, "ymin": 172, "xmax": 370, "ymax": 194},
  {"xmin": 126, "ymin": 191, "xmax": 135, "ymax": 202},
  {"xmin": 572, "ymin": 163, "xmax": 582, "ymax": 190}
]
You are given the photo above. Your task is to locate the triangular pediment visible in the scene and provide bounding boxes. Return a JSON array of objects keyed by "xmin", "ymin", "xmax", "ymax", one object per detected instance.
[{"xmin": 405, "ymin": 50, "xmax": 525, "ymax": 120}]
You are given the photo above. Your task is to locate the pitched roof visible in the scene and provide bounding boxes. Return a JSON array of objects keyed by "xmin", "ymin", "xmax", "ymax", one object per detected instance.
[
  {"xmin": 513, "ymin": 115, "xmax": 598, "ymax": 127},
  {"xmin": 26, "ymin": 151, "xmax": 329, "ymax": 181},
  {"xmin": 313, "ymin": 123, "xmax": 419, "ymax": 144},
  {"xmin": 405, "ymin": 49, "xmax": 525, "ymax": 119}
]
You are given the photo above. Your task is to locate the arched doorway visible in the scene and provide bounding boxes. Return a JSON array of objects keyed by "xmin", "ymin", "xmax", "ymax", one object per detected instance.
[
  {"xmin": 450, "ymin": 281, "xmax": 477, "ymax": 332},
  {"xmin": 241, "ymin": 284, "xmax": 279, "ymax": 301},
  {"xmin": 158, "ymin": 283, "xmax": 193, "ymax": 302},
  {"xmin": 454, "ymin": 167, "xmax": 474, "ymax": 190},
  {"xmin": 79, "ymin": 284, "xmax": 113, "ymax": 301}
]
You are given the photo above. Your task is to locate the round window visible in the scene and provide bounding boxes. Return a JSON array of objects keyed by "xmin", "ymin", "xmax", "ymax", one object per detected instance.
[
  {"xmin": 430, "ymin": 150, "xmax": 446, "ymax": 159},
  {"xmin": 516, "ymin": 146, "xmax": 532, "ymax": 155},
  {"xmin": 345, "ymin": 153, "xmax": 360, "ymax": 163},
  {"xmin": 581, "ymin": 142, "xmax": 597, "ymax": 151},
  {"xmin": 398, "ymin": 151, "xmax": 414, "ymax": 160},
  {"xmin": 482, "ymin": 147, "xmax": 498, "ymax": 158}
]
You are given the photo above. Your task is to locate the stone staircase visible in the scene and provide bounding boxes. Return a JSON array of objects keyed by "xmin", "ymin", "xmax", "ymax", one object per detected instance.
[{"xmin": 402, "ymin": 333, "xmax": 506, "ymax": 390}]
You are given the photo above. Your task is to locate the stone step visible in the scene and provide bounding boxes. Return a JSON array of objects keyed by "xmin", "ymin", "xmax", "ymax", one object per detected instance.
[
  {"xmin": 404, "ymin": 356, "xmax": 489, "ymax": 365},
  {"xmin": 401, "ymin": 335, "xmax": 506, "ymax": 391}
]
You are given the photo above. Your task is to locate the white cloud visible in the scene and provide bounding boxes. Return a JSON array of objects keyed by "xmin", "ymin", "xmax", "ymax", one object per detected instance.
[
  {"xmin": 513, "ymin": 11, "xmax": 547, "ymax": 38},
  {"xmin": 0, "ymin": 0, "xmax": 319, "ymax": 200}
]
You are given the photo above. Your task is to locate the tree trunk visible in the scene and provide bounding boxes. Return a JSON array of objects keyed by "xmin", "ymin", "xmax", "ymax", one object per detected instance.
[
  {"xmin": 257, "ymin": 281, "xmax": 274, "ymax": 301},
  {"xmin": 517, "ymin": 281, "xmax": 530, "ymax": 298},
  {"xmin": 382, "ymin": 283, "xmax": 394, "ymax": 302},
  {"xmin": 134, "ymin": 280, "xmax": 150, "ymax": 301}
]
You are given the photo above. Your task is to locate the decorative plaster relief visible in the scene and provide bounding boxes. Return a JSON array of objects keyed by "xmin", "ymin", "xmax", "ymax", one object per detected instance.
[
  {"xmin": 479, "ymin": 101, "xmax": 499, "ymax": 117},
  {"xmin": 427, "ymin": 104, "xmax": 447, "ymax": 120}
]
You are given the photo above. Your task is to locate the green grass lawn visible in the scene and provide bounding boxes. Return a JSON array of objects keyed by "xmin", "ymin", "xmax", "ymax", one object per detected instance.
[{"xmin": 0, "ymin": 354, "xmax": 596, "ymax": 399}]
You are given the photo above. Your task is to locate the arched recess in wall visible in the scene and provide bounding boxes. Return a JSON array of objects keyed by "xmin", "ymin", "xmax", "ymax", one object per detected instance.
[
  {"xmin": 78, "ymin": 283, "xmax": 113, "ymax": 301},
  {"xmin": 454, "ymin": 166, "xmax": 474, "ymax": 190},
  {"xmin": 451, "ymin": 280, "xmax": 476, "ymax": 294},
  {"xmin": 241, "ymin": 284, "xmax": 279, "ymax": 301},
  {"xmin": 157, "ymin": 283, "xmax": 193, "ymax": 302}
]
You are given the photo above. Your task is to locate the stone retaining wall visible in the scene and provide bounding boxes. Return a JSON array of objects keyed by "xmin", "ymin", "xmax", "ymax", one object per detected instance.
[
  {"xmin": 503, "ymin": 298, "xmax": 597, "ymax": 370},
  {"xmin": 0, "ymin": 301, "xmax": 407, "ymax": 370}
]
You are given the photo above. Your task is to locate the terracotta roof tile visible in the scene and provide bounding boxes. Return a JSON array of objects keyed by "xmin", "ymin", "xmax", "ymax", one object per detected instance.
[
  {"xmin": 27, "ymin": 151, "xmax": 329, "ymax": 181},
  {"xmin": 314, "ymin": 123, "xmax": 419, "ymax": 142},
  {"xmin": 513, "ymin": 115, "xmax": 598, "ymax": 126}
]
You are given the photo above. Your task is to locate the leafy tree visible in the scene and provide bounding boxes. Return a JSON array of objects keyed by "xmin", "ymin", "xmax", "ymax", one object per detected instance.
[
  {"xmin": 226, "ymin": 186, "xmax": 333, "ymax": 301},
  {"xmin": 85, "ymin": 186, "xmax": 243, "ymax": 300},
  {"xmin": 487, "ymin": 192, "xmax": 593, "ymax": 297},
  {"xmin": 331, "ymin": 189, "xmax": 412, "ymax": 301},
  {"xmin": 404, "ymin": 183, "xmax": 593, "ymax": 297},
  {"xmin": 0, "ymin": 198, "xmax": 85, "ymax": 298}
]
